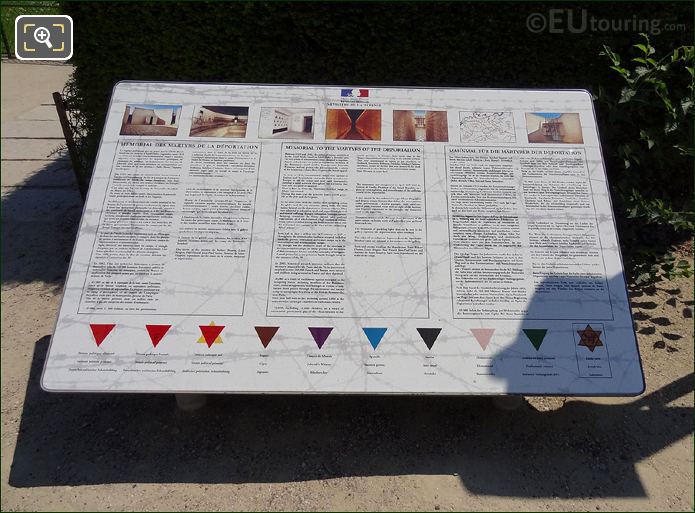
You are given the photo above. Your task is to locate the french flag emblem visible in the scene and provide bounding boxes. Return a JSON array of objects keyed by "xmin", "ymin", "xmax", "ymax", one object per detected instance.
[{"xmin": 341, "ymin": 88, "xmax": 369, "ymax": 98}]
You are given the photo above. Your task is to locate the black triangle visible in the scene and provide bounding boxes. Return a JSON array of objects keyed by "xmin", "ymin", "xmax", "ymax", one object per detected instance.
[{"xmin": 417, "ymin": 328, "xmax": 442, "ymax": 350}]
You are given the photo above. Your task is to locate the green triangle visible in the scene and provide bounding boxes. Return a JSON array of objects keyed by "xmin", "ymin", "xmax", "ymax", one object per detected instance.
[{"xmin": 523, "ymin": 329, "xmax": 548, "ymax": 351}]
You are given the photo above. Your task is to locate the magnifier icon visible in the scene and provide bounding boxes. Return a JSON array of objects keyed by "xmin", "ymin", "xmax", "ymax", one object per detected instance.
[{"xmin": 33, "ymin": 26, "xmax": 52, "ymax": 48}]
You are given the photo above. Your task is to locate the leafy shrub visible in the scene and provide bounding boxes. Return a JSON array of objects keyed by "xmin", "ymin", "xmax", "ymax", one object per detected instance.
[
  {"xmin": 0, "ymin": 1, "xmax": 59, "ymax": 55},
  {"xmin": 596, "ymin": 35, "xmax": 694, "ymax": 284}
]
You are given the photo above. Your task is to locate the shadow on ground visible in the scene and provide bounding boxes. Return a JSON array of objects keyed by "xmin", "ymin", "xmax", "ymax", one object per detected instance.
[
  {"xmin": 4, "ymin": 150, "xmax": 692, "ymax": 498},
  {"xmin": 629, "ymin": 287, "xmax": 695, "ymax": 348},
  {"xmin": 8, "ymin": 336, "xmax": 693, "ymax": 497},
  {"xmin": 1, "ymin": 158, "xmax": 82, "ymax": 288}
]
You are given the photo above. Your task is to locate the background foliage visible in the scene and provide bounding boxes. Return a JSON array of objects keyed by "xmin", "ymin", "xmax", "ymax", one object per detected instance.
[
  {"xmin": 58, "ymin": 1, "xmax": 694, "ymax": 284},
  {"xmin": 0, "ymin": 1, "xmax": 59, "ymax": 55},
  {"xmin": 597, "ymin": 36, "xmax": 693, "ymax": 283}
]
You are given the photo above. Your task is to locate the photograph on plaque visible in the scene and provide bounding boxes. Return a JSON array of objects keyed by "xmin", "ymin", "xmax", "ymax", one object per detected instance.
[
  {"xmin": 119, "ymin": 104, "xmax": 182, "ymax": 136},
  {"xmin": 525, "ymin": 112, "xmax": 584, "ymax": 144},
  {"xmin": 459, "ymin": 111, "xmax": 516, "ymax": 143},
  {"xmin": 258, "ymin": 107, "xmax": 315, "ymax": 139},
  {"xmin": 189, "ymin": 106, "xmax": 249, "ymax": 138},
  {"xmin": 325, "ymin": 108, "xmax": 381, "ymax": 140},
  {"xmin": 393, "ymin": 110, "xmax": 448, "ymax": 142}
]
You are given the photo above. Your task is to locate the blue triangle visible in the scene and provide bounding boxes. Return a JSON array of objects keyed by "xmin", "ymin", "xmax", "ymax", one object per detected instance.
[{"xmin": 362, "ymin": 327, "xmax": 387, "ymax": 350}]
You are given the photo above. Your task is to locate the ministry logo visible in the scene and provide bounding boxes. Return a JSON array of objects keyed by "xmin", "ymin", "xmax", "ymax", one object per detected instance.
[{"xmin": 340, "ymin": 88, "xmax": 369, "ymax": 98}]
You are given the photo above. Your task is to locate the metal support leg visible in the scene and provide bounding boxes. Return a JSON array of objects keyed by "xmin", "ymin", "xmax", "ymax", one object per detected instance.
[
  {"xmin": 175, "ymin": 393, "xmax": 208, "ymax": 411},
  {"xmin": 53, "ymin": 91, "xmax": 88, "ymax": 200},
  {"xmin": 492, "ymin": 395, "xmax": 524, "ymax": 411}
]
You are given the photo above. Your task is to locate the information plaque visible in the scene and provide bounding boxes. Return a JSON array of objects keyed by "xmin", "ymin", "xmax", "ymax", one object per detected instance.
[{"xmin": 42, "ymin": 82, "xmax": 644, "ymax": 395}]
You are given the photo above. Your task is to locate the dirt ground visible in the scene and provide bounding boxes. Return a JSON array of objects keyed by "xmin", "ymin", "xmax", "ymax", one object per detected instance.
[{"xmin": 1, "ymin": 61, "xmax": 693, "ymax": 511}]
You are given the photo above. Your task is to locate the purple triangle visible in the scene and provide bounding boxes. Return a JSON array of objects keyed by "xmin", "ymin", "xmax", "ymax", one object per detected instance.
[{"xmin": 308, "ymin": 327, "xmax": 333, "ymax": 349}]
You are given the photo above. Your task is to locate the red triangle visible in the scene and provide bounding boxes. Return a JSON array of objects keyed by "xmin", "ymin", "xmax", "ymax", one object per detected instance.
[
  {"xmin": 199, "ymin": 325, "xmax": 225, "ymax": 348},
  {"xmin": 255, "ymin": 326, "xmax": 279, "ymax": 348},
  {"xmin": 89, "ymin": 324, "xmax": 115, "ymax": 346},
  {"xmin": 146, "ymin": 325, "xmax": 171, "ymax": 347}
]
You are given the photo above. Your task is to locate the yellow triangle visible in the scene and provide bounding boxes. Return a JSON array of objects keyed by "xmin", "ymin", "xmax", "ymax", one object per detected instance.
[{"xmin": 197, "ymin": 321, "xmax": 223, "ymax": 344}]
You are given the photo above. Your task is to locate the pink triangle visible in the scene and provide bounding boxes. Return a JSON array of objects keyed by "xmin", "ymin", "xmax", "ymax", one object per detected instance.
[{"xmin": 471, "ymin": 328, "xmax": 495, "ymax": 350}]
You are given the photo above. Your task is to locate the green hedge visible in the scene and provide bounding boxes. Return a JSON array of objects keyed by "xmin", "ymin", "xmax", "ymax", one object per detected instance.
[
  {"xmin": 63, "ymin": 1, "xmax": 692, "ymax": 157},
  {"xmin": 0, "ymin": 1, "xmax": 59, "ymax": 55},
  {"xmin": 62, "ymin": 1, "xmax": 693, "ymax": 282}
]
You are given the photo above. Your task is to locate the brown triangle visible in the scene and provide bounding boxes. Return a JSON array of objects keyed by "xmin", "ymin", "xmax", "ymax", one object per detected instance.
[{"xmin": 255, "ymin": 326, "xmax": 279, "ymax": 348}]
